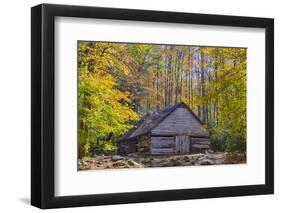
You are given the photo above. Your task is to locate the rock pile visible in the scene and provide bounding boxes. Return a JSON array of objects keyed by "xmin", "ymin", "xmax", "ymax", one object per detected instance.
[
  {"xmin": 79, "ymin": 155, "xmax": 144, "ymax": 170},
  {"xmin": 130, "ymin": 152, "xmax": 227, "ymax": 168},
  {"xmin": 78, "ymin": 151, "xmax": 244, "ymax": 171}
]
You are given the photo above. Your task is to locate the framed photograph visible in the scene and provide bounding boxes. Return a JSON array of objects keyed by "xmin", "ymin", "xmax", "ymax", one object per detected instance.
[{"xmin": 31, "ymin": 3, "xmax": 274, "ymax": 209}]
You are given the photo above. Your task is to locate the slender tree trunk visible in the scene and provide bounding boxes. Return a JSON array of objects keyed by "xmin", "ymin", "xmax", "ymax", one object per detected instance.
[
  {"xmin": 185, "ymin": 48, "xmax": 190, "ymax": 103},
  {"xmin": 167, "ymin": 51, "xmax": 172, "ymax": 105},
  {"xmin": 174, "ymin": 49, "xmax": 179, "ymax": 103},
  {"xmin": 189, "ymin": 49, "xmax": 193, "ymax": 108},
  {"xmin": 156, "ymin": 58, "xmax": 160, "ymax": 110},
  {"xmin": 179, "ymin": 50, "xmax": 184, "ymax": 102},
  {"xmin": 200, "ymin": 49, "xmax": 206, "ymax": 123}
]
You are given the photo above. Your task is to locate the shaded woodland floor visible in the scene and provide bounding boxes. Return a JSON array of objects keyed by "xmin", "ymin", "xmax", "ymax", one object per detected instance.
[{"xmin": 78, "ymin": 152, "xmax": 246, "ymax": 171}]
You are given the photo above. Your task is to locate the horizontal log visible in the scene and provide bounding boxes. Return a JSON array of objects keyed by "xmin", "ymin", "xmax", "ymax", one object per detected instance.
[
  {"xmin": 151, "ymin": 133, "xmax": 209, "ymax": 138},
  {"xmin": 151, "ymin": 140, "xmax": 174, "ymax": 145},
  {"xmin": 151, "ymin": 137, "xmax": 174, "ymax": 146},
  {"xmin": 191, "ymin": 138, "xmax": 210, "ymax": 145},
  {"xmin": 151, "ymin": 144, "xmax": 174, "ymax": 149},
  {"xmin": 151, "ymin": 137, "xmax": 174, "ymax": 140},
  {"xmin": 151, "ymin": 148, "xmax": 174, "ymax": 155},
  {"xmin": 191, "ymin": 144, "xmax": 210, "ymax": 149},
  {"xmin": 192, "ymin": 142, "xmax": 210, "ymax": 146}
]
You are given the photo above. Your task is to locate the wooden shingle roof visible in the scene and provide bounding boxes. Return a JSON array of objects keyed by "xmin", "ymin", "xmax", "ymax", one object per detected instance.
[{"xmin": 119, "ymin": 102, "xmax": 209, "ymax": 141}]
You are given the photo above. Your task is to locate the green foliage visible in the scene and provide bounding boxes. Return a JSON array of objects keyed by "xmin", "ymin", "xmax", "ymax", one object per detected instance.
[{"xmin": 204, "ymin": 48, "xmax": 247, "ymax": 153}]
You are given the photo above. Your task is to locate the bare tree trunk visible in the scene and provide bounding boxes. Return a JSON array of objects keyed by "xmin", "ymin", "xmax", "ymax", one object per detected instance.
[
  {"xmin": 200, "ymin": 49, "xmax": 207, "ymax": 123},
  {"xmin": 164, "ymin": 51, "xmax": 168, "ymax": 107},
  {"xmin": 189, "ymin": 49, "xmax": 193, "ymax": 108},
  {"xmin": 179, "ymin": 50, "xmax": 184, "ymax": 102},
  {"xmin": 185, "ymin": 48, "xmax": 189, "ymax": 103},
  {"xmin": 156, "ymin": 57, "xmax": 160, "ymax": 110},
  {"xmin": 146, "ymin": 70, "xmax": 150, "ymax": 113},
  {"xmin": 174, "ymin": 49, "xmax": 179, "ymax": 103},
  {"xmin": 167, "ymin": 50, "xmax": 172, "ymax": 105}
]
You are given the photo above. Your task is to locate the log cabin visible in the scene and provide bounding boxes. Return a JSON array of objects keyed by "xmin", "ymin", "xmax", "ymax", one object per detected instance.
[{"xmin": 117, "ymin": 102, "xmax": 211, "ymax": 155}]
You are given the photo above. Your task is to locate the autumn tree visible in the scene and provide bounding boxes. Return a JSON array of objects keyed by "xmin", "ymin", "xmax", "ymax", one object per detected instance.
[{"xmin": 78, "ymin": 42, "xmax": 139, "ymax": 157}]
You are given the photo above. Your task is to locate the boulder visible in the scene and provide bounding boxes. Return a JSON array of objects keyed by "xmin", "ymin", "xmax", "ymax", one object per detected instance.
[
  {"xmin": 183, "ymin": 156, "xmax": 190, "ymax": 162},
  {"xmin": 197, "ymin": 160, "xmax": 214, "ymax": 165},
  {"xmin": 128, "ymin": 160, "xmax": 135, "ymax": 166},
  {"xmin": 128, "ymin": 153, "xmax": 139, "ymax": 157},
  {"xmin": 81, "ymin": 160, "xmax": 89, "ymax": 166},
  {"xmin": 83, "ymin": 157, "xmax": 93, "ymax": 163},
  {"xmin": 111, "ymin": 155, "xmax": 124, "ymax": 161},
  {"xmin": 172, "ymin": 161, "xmax": 185, "ymax": 166},
  {"xmin": 160, "ymin": 162, "xmax": 174, "ymax": 167},
  {"xmin": 112, "ymin": 161, "xmax": 128, "ymax": 167}
]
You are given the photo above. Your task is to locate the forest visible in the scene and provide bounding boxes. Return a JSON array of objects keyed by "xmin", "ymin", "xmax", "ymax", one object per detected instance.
[{"xmin": 78, "ymin": 41, "xmax": 246, "ymax": 159}]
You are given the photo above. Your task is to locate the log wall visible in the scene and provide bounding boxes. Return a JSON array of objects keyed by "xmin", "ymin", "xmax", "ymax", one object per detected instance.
[
  {"xmin": 190, "ymin": 137, "xmax": 211, "ymax": 150},
  {"xmin": 117, "ymin": 140, "xmax": 137, "ymax": 155},
  {"xmin": 150, "ymin": 136, "xmax": 175, "ymax": 155},
  {"xmin": 119, "ymin": 132, "xmax": 211, "ymax": 155}
]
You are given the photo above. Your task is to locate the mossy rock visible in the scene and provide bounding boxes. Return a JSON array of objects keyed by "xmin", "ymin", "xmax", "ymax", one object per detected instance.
[
  {"xmin": 128, "ymin": 160, "xmax": 135, "ymax": 166},
  {"xmin": 183, "ymin": 156, "xmax": 190, "ymax": 161},
  {"xmin": 112, "ymin": 161, "xmax": 128, "ymax": 167}
]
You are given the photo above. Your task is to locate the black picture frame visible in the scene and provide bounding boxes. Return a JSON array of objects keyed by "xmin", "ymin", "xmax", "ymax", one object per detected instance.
[{"xmin": 31, "ymin": 3, "xmax": 274, "ymax": 209}]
